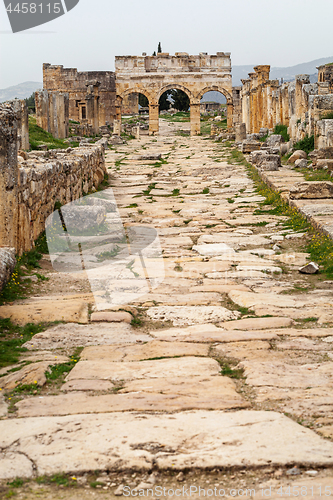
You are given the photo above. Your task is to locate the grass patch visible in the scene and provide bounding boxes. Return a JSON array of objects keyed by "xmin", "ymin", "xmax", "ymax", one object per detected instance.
[
  {"xmin": 273, "ymin": 124, "xmax": 290, "ymax": 142},
  {"xmin": 320, "ymin": 112, "xmax": 333, "ymax": 120},
  {"xmin": 172, "ymin": 188, "xmax": 180, "ymax": 196},
  {"xmin": 0, "ymin": 232, "xmax": 49, "ymax": 304},
  {"xmin": 202, "ymin": 187, "xmax": 210, "ymax": 194},
  {"xmin": 163, "ymin": 112, "xmax": 190, "ymax": 122},
  {"xmin": 300, "ymin": 168, "xmax": 333, "ymax": 182},
  {"xmin": 0, "ymin": 319, "xmax": 61, "ymax": 370},
  {"xmin": 131, "ymin": 316, "xmax": 143, "ymax": 327},
  {"xmin": 45, "ymin": 348, "xmax": 82, "ymax": 381},
  {"xmin": 241, "ymin": 152, "xmax": 333, "ymax": 278},
  {"xmin": 36, "ymin": 474, "xmax": 77, "ymax": 487},
  {"xmin": 219, "ymin": 360, "xmax": 244, "ymax": 379},
  {"xmin": 143, "ymin": 183, "xmax": 156, "ymax": 196},
  {"xmin": 29, "ymin": 116, "xmax": 70, "ymax": 150}
]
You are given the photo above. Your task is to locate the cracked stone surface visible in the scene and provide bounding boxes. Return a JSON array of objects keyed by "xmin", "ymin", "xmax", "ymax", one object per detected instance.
[
  {"xmin": 1, "ymin": 119, "xmax": 333, "ymax": 478},
  {"xmin": 2, "ymin": 411, "xmax": 333, "ymax": 478}
]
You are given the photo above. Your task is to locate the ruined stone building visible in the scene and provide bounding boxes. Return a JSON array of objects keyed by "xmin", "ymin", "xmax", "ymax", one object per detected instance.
[
  {"xmin": 240, "ymin": 63, "xmax": 333, "ymax": 148},
  {"xmin": 42, "ymin": 63, "xmax": 117, "ymax": 126},
  {"xmin": 115, "ymin": 52, "xmax": 235, "ymax": 135}
]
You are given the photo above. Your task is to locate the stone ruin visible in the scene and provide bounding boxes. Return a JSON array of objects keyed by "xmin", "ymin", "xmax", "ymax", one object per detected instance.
[
  {"xmin": 0, "ymin": 101, "xmax": 108, "ymax": 289},
  {"xmin": 239, "ymin": 63, "xmax": 333, "ymax": 149},
  {"xmin": 115, "ymin": 52, "xmax": 236, "ymax": 136}
]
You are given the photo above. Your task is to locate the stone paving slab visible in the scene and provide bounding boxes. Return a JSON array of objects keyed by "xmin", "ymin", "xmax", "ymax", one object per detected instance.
[
  {"xmin": 151, "ymin": 324, "xmax": 281, "ymax": 343},
  {"xmin": 146, "ymin": 306, "xmax": 240, "ymax": 326},
  {"xmin": 23, "ymin": 323, "xmax": 152, "ymax": 350},
  {"xmin": 80, "ymin": 341, "xmax": 209, "ymax": 361},
  {"xmin": 1, "ymin": 411, "xmax": 333, "ymax": 478},
  {"xmin": 66, "ymin": 357, "xmax": 220, "ymax": 383},
  {"xmin": 0, "ymin": 298, "xmax": 89, "ymax": 325},
  {"xmin": 240, "ymin": 360, "xmax": 333, "ymax": 388},
  {"xmin": 16, "ymin": 376, "xmax": 249, "ymax": 417}
]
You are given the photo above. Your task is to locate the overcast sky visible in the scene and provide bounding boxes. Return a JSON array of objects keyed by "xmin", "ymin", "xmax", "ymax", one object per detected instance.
[{"xmin": 0, "ymin": 0, "xmax": 332, "ymax": 89}]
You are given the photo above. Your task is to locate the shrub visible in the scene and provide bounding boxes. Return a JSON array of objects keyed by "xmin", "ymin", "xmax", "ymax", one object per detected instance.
[
  {"xmin": 293, "ymin": 134, "xmax": 315, "ymax": 154},
  {"xmin": 273, "ymin": 124, "xmax": 290, "ymax": 142}
]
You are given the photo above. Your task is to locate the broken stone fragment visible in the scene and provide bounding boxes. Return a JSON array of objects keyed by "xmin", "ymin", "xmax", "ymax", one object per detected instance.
[
  {"xmin": 288, "ymin": 150, "xmax": 307, "ymax": 164},
  {"xmin": 299, "ymin": 262, "xmax": 319, "ymax": 274},
  {"xmin": 290, "ymin": 181, "xmax": 333, "ymax": 199},
  {"xmin": 137, "ymin": 153, "xmax": 162, "ymax": 161},
  {"xmin": 294, "ymin": 158, "xmax": 308, "ymax": 168}
]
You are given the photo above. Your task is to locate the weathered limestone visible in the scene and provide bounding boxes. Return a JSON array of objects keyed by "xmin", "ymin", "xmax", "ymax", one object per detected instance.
[
  {"xmin": 0, "ymin": 297, "xmax": 89, "ymax": 325},
  {"xmin": 1, "ymin": 411, "xmax": 333, "ymax": 478},
  {"xmin": 23, "ymin": 323, "xmax": 151, "ymax": 350},
  {"xmin": 0, "ymin": 103, "xmax": 18, "ymax": 250},
  {"xmin": 35, "ymin": 89, "xmax": 69, "ymax": 139},
  {"xmin": 8, "ymin": 99, "xmax": 29, "ymax": 150},
  {"xmin": 115, "ymin": 52, "xmax": 233, "ymax": 136},
  {"xmin": 43, "ymin": 63, "xmax": 117, "ymax": 125},
  {"xmin": 290, "ymin": 181, "xmax": 333, "ymax": 199},
  {"xmin": 0, "ymin": 247, "xmax": 16, "ymax": 291},
  {"xmin": 240, "ymin": 64, "xmax": 333, "ymax": 148},
  {"xmin": 235, "ymin": 123, "xmax": 246, "ymax": 142}
]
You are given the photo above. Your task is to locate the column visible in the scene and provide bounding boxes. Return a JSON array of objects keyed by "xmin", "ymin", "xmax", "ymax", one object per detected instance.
[
  {"xmin": 227, "ymin": 102, "xmax": 234, "ymax": 130},
  {"xmin": 149, "ymin": 102, "xmax": 159, "ymax": 135},
  {"xmin": 190, "ymin": 102, "xmax": 201, "ymax": 136}
]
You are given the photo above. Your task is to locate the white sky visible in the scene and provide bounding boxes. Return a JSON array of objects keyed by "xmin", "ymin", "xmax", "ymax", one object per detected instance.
[{"xmin": 0, "ymin": 0, "xmax": 333, "ymax": 88}]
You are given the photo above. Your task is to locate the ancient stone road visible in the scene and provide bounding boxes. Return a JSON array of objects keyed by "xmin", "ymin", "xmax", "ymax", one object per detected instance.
[{"xmin": 1, "ymin": 120, "xmax": 333, "ymax": 492}]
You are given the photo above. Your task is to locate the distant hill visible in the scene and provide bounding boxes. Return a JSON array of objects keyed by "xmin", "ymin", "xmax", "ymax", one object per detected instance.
[
  {"xmin": 232, "ymin": 56, "xmax": 333, "ymax": 86},
  {"xmin": 0, "ymin": 81, "xmax": 42, "ymax": 103}
]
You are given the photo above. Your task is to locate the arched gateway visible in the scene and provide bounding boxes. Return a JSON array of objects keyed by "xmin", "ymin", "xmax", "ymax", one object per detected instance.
[{"xmin": 115, "ymin": 52, "xmax": 233, "ymax": 136}]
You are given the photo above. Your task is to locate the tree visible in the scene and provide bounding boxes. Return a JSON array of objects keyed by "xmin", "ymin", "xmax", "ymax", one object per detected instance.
[
  {"xmin": 158, "ymin": 42, "xmax": 162, "ymax": 53},
  {"xmin": 139, "ymin": 94, "xmax": 149, "ymax": 108},
  {"xmin": 159, "ymin": 91, "xmax": 170, "ymax": 112},
  {"xmin": 24, "ymin": 93, "xmax": 35, "ymax": 112},
  {"xmin": 152, "ymin": 51, "xmax": 156, "ymax": 56},
  {"xmin": 170, "ymin": 89, "xmax": 190, "ymax": 111}
]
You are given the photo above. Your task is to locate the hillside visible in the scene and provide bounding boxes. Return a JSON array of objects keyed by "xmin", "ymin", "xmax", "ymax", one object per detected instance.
[{"xmin": 0, "ymin": 82, "xmax": 42, "ymax": 103}]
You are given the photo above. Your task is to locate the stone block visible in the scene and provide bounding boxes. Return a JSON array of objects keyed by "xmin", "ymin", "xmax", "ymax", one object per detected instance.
[
  {"xmin": 266, "ymin": 134, "xmax": 283, "ymax": 147},
  {"xmin": 288, "ymin": 150, "xmax": 308, "ymax": 163},
  {"xmin": 294, "ymin": 158, "xmax": 308, "ymax": 168},
  {"xmin": 257, "ymin": 154, "xmax": 281, "ymax": 170},
  {"xmin": 235, "ymin": 123, "xmax": 246, "ymax": 142},
  {"xmin": 241, "ymin": 140, "xmax": 261, "ymax": 153},
  {"xmin": 317, "ymin": 159, "xmax": 333, "ymax": 171},
  {"xmin": 289, "ymin": 181, "xmax": 333, "ymax": 199}
]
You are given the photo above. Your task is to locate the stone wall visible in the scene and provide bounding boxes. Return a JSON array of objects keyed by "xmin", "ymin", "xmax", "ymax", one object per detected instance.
[
  {"xmin": 35, "ymin": 89, "xmax": 69, "ymax": 139},
  {"xmin": 0, "ymin": 102, "xmax": 107, "ymax": 257},
  {"xmin": 240, "ymin": 65, "xmax": 333, "ymax": 148},
  {"xmin": 17, "ymin": 140, "xmax": 107, "ymax": 254},
  {"xmin": 43, "ymin": 64, "xmax": 116, "ymax": 125}
]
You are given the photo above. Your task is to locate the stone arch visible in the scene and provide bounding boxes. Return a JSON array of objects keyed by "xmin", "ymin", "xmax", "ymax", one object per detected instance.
[
  {"xmin": 196, "ymin": 86, "xmax": 232, "ymax": 104},
  {"xmin": 196, "ymin": 86, "xmax": 234, "ymax": 130},
  {"xmin": 117, "ymin": 87, "xmax": 152, "ymax": 103},
  {"xmin": 156, "ymin": 84, "xmax": 194, "ymax": 103}
]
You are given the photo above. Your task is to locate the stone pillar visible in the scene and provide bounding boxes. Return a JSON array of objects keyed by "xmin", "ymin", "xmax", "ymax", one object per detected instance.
[
  {"xmin": 36, "ymin": 90, "xmax": 69, "ymax": 139},
  {"xmin": 295, "ymin": 74, "xmax": 310, "ymax": 122},
  {"xmin": 113, "ymin": 119, "xmax": 121, "ymax": 136},
  {"xmin": 86, "ymin": 81, "xmax": 100, "ymax": 136},
  {"xmin": 149, "ymin": 102, "xmax": 159, "ymax": 135},
  {"xmin": 235, "ymin": 123, "xmax": 247, "ymax": 142},
  {"xmin": 35, "ymin": 89, "xmax": 50, "ymax": 132},
  {"xmin": 0, "ymin": 103, "xmax": 18, "ymax": 250},
  {"xmin": 190, "ymin": 102, "xmax": 201, "ymax": 136},
  {"xmin": 227, "ymin": 102, "xmax": 234, "ymax": 130},
  {"xmin": 9, "ymin": 100, "xmax": 29, "ymax": 150}
]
